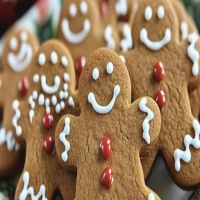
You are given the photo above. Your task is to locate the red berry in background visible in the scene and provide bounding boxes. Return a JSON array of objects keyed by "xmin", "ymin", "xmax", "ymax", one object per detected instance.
[
  {"xmin": 18, "ymin": 76, "xmax": 29, "ymax": 95},
  {"xmin": 155, "ymin": 89, "xmax": 166, "ymax": 110},
  {"xmin": 101, "ymin": 166, "xmax": 114, "ymax": 188},
  {"xmin": 154, "ymin": 61, "xmax": 165, "ymax": 82},
  {"xmin": 100, "ymin": 136, "xmax": 112, "ymax": 159},
  {"xmin": 76, "ymin": 56, "xmax": 86, "ymax": 74},
  {"xmin": 43, "ymin": 134, "xmax": 54, "ymax": 154},
  {"xmin": 99, "ymin": 1, "xmax": 107, "ymax": 17},
  {"xmin": 43, "ymin": 113, "xmax": 53, "ymax": 130}
]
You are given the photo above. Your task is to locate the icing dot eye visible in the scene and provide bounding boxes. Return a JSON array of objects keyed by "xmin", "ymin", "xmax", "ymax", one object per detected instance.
[
  {"xmin": 9, "ymin": 37, "xmax": 18, "ymax": 50},
  {"xmin": 38, "ymin": 53, "xmax": 46, "ymax": 66},
  {"xmin": 145, "ymin": 6, "xmax": 152, "ymax": 21},
  {"xmin": 69, "ymin": 3, "xmax": 77, "ymax": 17},
  {"xmin": 20, "ymin": 31, "xmax": 28, "ymax": 42},
  {"xmin": 61, "ymin": 56, "xmax": 68, "ymax": 67},
  {"xmin": 106, "ymin": 62, "xmax": 114, "ymax": 74},
  {"xmin": 92, "ymin": 68, "xmax": 99, "ymax": 80},
  {"xmin": 50, "ymin": 51, "xmax": 58, "ymax": 64},
  {"xmin": 157, "ymin": 6, "xmax": 164, "ymax": 19},
  {"xmin": 80, "ymin": 1, "xmax": 88, "ymax": 15}
]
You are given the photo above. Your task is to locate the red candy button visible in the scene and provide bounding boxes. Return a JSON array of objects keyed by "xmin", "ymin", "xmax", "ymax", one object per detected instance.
[
  {"xmin": 43, "ymin": 134, "xmax": 54, "ymax": 154},
  {"xmin": 100, "ymin": 136, "xmax": 111, "ymax": 159},
  {"xmin": 18, "ymin": 76, "xmax": 29, "ymax": 95},
  {"xmin": 154, "ymin": 61, "xmax": 165, "ymax": 82},
  {"xmin": 43, "ymin": 113, "xmax": 53, "ymax": 129},
  {"xmin": 101, "ymin": 166, "xmax": 114, "ymax": 188},
  {"xmin": 99, "ymin": 1, "xmax": 107, "ymax": 17},
  {"xmin": 76, "ymin": 56, "xmax": 86, "ymax": 74},
  {"xmin": 155, "ymin": 89, "xmax": 166, "ymax": 110}
]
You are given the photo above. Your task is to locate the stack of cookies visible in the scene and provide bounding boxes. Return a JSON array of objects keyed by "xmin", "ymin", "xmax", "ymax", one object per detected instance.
[{"xmin": 0, "ymin": 0, "xmax": 200, "ymax": 199}]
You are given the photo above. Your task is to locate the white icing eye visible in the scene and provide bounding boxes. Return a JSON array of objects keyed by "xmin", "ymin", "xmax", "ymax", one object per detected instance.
[
  {"xmin": 106, "ymin": 62, "xmax": 114, "ymax": 74},
  {"xmin": 145, "ymin": 6, "xmax": 152, "ymax": 21},
  {"xmin": 50, "ymin": 51, "xmax": 58, "ymax": 64},
  {"xmin": 38, "ymin": 53, "xmax": 46, "ymax": 66},
  {"xmin": 20, "ymin": 31, "xmax": 28, "ymax": 42},
  {"xmin": 61, "ymin": 56, "xmax": 68, "ymax": 67},
  {"xmin": 157, "ymin": 6, "xmax": 164, "ymax": 19},
  {"xmin": 92, "ymin": 68, "xmax": 99, "ymax": 80},
  {"xmin": 9, "ymin": 37, "xmax": 18, "ymax": 50},
  {"xmin": 69, "ymin": 3, "xmax": 77, "ymax": 17},
  {"xmin": 80, "ymin": 1, "xmax": 88, "ymax": 15}
]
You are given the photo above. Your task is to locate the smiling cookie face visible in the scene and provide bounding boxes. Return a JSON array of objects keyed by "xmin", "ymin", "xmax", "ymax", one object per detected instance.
[{"xmin": 132, "ymin": 0, "xmax": 179, "ymax": 50}]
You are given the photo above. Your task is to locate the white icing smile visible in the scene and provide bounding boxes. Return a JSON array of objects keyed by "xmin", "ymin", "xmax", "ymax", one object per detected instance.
[
  {"xmin": 61, "ymin": 18, "xmax": 91, "ymax": 44},
  {"xmin": 88, "ymin": 85, "xmax": 120, "ymax": 114},
  {"xmin": 41, "ymin": 75, "xmax": 60, "ymax": 94},
  {"xmin": 140, "ymin": 28, "xmax": 171, "ymax": 50}
]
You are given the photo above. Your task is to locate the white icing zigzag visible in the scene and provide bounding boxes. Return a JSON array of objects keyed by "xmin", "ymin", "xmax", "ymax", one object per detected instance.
[
  {"xmin": 174, "ymin": 119, "xmax": 200, "ymax": 171},
  {"xmin": 139, "ymin": 97, "xmax": 154, "ymax": 144},
  {"xmin": 104, "ymin": 25, "xmax": 116, "ymax": 50},
  {"xmin": 12, "ymin": 100, "xmax": 22, "ymax": 136},
  {"xmin": 120, "ymin": 24, "xmax": 133, "ymax": 52},
  {"xmin": 20, "ymin": 171, "xmax": 47, "ymax": 200},
  {"xmin": 59, "ymin": 117, "xmax": 71, "ymax": 162}
]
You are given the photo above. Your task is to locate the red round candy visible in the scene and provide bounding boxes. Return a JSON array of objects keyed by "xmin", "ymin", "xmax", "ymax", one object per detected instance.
[
  {"xmin": 75, "ymin": 56, "xmax": 86, "ymax": 74},
  {"xmin": 101, "ymin": 166, "xmax": 114, "ymax": 188},
  {"xmin": 43, "ymin": 134, "xmax": 54, "ymax": 154},
  {"xmin": 154, "ymin": 61, "xmax": 165, "ymax": 82},
  {"xmin": 18, "ymin": 76, "xmax": 29, "ymax": 95},
  {"xmin": 100, "ymin": 136, "xmax": 111, "ymax": 159},
  {"xmin": 43, "ymin": 113, "xmax": 53, "ymax": 129},
  {"xmin": 99, "ymin": 1, "xmax": 107, "ymax": 17},
  {"xmin": 155, "ymin": 89, "xmax": 166, "ymax": 110}
]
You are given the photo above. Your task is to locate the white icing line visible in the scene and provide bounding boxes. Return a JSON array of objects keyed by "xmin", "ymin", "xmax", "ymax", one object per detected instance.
[
  {"xmin": 12, "ymin": 100, "xmax": 22, "ymax": 136},
  {"xmin": 59, "ymin": 117, "xmax": 71, "ymax": 162},
  {"xmin": 41, "ymin": 75, "xmax": 60, "ymax": 94},
  {"xmin": 104, "ymin": 25, "xmax": 116, "ymax": 50},
  {"xmin": 120, "ymin": 24, "xmax": 133, "ymax": 52},
  {"xmin": 181, "ymin": 21, "xmax": 188, "ymax": 40}
]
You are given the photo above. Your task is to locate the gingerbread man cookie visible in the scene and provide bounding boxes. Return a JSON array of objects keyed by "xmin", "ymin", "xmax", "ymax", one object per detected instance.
[
  {"xmin": 122, "ymin": 0, "xmax": 200, "ymax": 188},
  {"xmin": 55, "ymin": 47, "xmax": 161, "ymax": 199},
  {"xmin": 0, "ymin": 27, "xmax": 39, "ymax": 175},
  {"xmin": 12, "ymin": 40, "xmax": 80, "ymax": 200}
]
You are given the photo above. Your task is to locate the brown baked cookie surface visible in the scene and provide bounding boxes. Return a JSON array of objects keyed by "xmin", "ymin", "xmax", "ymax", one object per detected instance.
[
  {"xmin": 122, "ymin": 0, "xmax": 200, "ymax": 189},
  {"xmin": 55, "ymin": 47, "xmax": 162, "ymax": 199},
  {"xmin": 12, "ymin": 40, "xmax": 80, "ymax": 200},
  {"xmin": 0, "ymin": 27, "xmax": 39, "ymax": 176}
]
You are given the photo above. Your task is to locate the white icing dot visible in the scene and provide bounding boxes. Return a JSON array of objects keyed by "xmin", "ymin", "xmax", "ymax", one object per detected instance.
[
  {"xmin": 69, "ymin": 3, "xmax": 77, "ymax": 17},
  {"xmin": 63, "ymin": 91, "xmax": 68, "ymax": 99},
  {"xmin": 9, "ymin": 37, "xmax": 18, "ymax": 50},
  {"xmin": 50, "ymin": 51, "xmax": 58, "ymax": 64},
  {"xmin": 38, "ymin": 94, "xmax": 45, "ymax": 105},
  {"xmin": 68, "ymin": 96, "xmax": 74, "ymax": 107},
  {"xmin": 80, "ymin": 1, "xmax": 88, "ymax": 14},
  {"xmin": 106, "ymin": 62, "xmax": 114, "ymax": 74},
  {"xmin": 63, "ymin": 84, "xmax": 68, "ymax": 91},
  {"xmin": 56, "ymin": 104, "xmax": 61, "ymax": 113},
  {"xmin": 32, "ymin": 90, "xmax": 38, "ymax": 99},
  {"xmin": 92, "ymin": 68, "xmax": 99, "ymax": 80},
  {"xmin": 59, "ymin": 91, "xmax": 64, "ymax": 99},
  {"xmin": 33, "ymin": 74, "xmax": 39, "ymax": 83},
  {"xmin": 64, "ymin": 73, "xmax": 70, "ymax": 82},
  {"xmin": 145, "ymin": 6, "xmax": 152, "ymax": 21},
  {"xmin": 51, "ymin": 95, "xmax": 57, "ymax": 105},
  {"xmin": 119, "ymin": 55, "xmax": 125, "ymax": 63},
  {"xmin": 61, "ymin": 56, "xmax": 68, "ymax": 67},
  {"xmin": 157, "ymin": 5, "xmax": 165, "ymax": 19},
  {"xmin": 45, "ymin": 98, "xmax": 50, "ymax": 105},
  {"xmin": 60, "ymin": 101, "xmax": 65, "ymax": 109},
  {"xmin": 38, "ymin": 53, "xmax": 46, "ymax": 66},
  {"xmin": 20, "ymin": 31, "xmax": 28, "ymax": 42}
]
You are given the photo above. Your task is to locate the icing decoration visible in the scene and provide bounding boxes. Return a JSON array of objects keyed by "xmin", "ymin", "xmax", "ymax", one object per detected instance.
[
  {"xmin": 101, "ymin": 166, "xmax": 114, "ymax": 188},
  {"xmin": 187, "ymin": 33, "xmax": 199, "ymax": 76},
  {"xmin": 80, "ymin": 1, "xmax": 88, "ymax": 15},
  {"xmin": 50, "ymin": 51, "xmax": 58, "ymax": 64},
  {"xmin": 180, "ymin": 21, "xmax": 188, "ymax": 40},
  {"xmin": 61, "ymin": 56, "xmax": 68, "ymax": 67},
  {"xmin": 12, "ymin": 100, "xmax": 22, "ymax": 136},
  {"xmin": 88, "ymin": 85, "xmax": 120, "ymax": 114},
  {"xmin": 104, "ymin": 25, "xmax": 116, "ymax": 50},
  {"xmin": 148, "ymin": 193, "xmax": 155, "ymax": 200},
  {"xmin": 38, "ymin": 53, "xmax": 46, "ymax": 66},
  {"xmin": 76, "ymin": 56, "xmax": 86, "ymax": 74},
  {"xmin": 61, "ymin": 18, "xmax": 91, "ymax": 44},
  {"xmin": 59, "ymin": 91, "xmax": 64, "ymax": 99},
  {"xmin": 155, "ymin": 89, "xmax": 166, "ymax": 110},
  {"xmin": 0, "ymin": 128, "xmax": 20, "ymax": 151},
  {"xmin": 92, "ymin": 68, "xmax": 99, "ymax": 80},
  {"xmin": 60, "ymin": 101, "xmax": 65, "ymax": 109},
  {"xmin": 43, "ymin": 113, "xmax": 53, "ymax": 130},
  {"xmin": 69, "ymin": 3, "xmax": 77, "ymax": 17},
  {"xmin": 115, "ymin": 0, "xmax": 128, "ymax": 16},
  {"xmin": 145, "ymin": 6, "xmax": 152, "ymax": 21},
  {"xmin": 153, "ymin": 61, "xmax": 165, "ymax": 82},
  {"xmin": 119, "ymin": 55, "xmax": 125, "ymax": 63},
  {"xmin": 68, "ymin": 96, "xmax": 75, "ymax": 107},
  {"xmin": 18, "ymin": 76, "xmax": 29, "ymax": 95},
  {"xmin": 174, "ymin": 119, "xmax": 200, "ymax": 171},
  {"xmin": 59, "ymin": 117, "xmax": 71, "ymax": 162},
  {"xmin": 100, "ymin": 136, "xmax": 111, "ymax": 159},
  {"xmin": 56, "ymin": 104, "xmax": 61, "ymax": 114},
  {"xmin": 10, "ymin": 37, "xmax": 18, "ymax": 50},
  {"xmin": 19, "ymin": 171, "xmax": 47, "ymax": 200},
  {"xmin": 157, "ymin": 6, "xmax": 164, "ymax": 19},
  {"xmin": 139, "ymin": 98, "xmax": 154, "ymax": 144},
  {"xmin": 32, "ymin": 91, "xmax": 38, "ymax": 100},
  {"xmin": 41, "ymin": 75, "xmax": 60, "ymax": 94},
  {"xmin": 33, "ymin": 74, "xmax": 39, "ymax": 83},
  {"xmin": 43, "ymin": 134, "xmax": 54, "ymax": 154},
  {"xmin": 63, "ymin": 84, "xmax": 68, "ymax": 91},
  {"xmin": 120, "ymin": 24, "xmax": 133, "ymax": 52},
  {"xmin": 45, "ymin": 98, "xmax": 50, "ymax": 114},
  {"xmin": 106, "ymin": 62, "xmax": 114, "ymax": 74},
  {"xmin": 140, "ymin": 28, "xmax": 171, "ymax": 50},
  {"xmin": 51, "ymin": 95, "xmax": 57, "ymax": 105},
  {"xmin": 99, "ymin": 1, "xmax": 107, "ymax": 17},
  {"xmin": 38, "ymin": 94, "xmax": 45, "ymax": 105},
  {"xmin": 29, "ymin": 110, "xmax": 34, "ymax": 123},
  {"xmin": 63, "ymin": 73, "xmax": 70, "ymax": 82}
]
